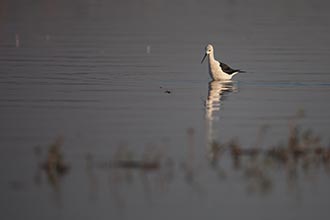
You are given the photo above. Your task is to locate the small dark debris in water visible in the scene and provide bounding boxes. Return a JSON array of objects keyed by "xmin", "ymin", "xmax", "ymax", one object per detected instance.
[{"xmin": 159, "ymin": 86, "xmax": 172, "ymax": 94}]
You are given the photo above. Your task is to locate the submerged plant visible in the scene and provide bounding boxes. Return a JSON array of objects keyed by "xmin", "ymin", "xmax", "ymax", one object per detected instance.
[{"xmin": 38, "ymin": 136, "xmax": 70, "ymax": 189}]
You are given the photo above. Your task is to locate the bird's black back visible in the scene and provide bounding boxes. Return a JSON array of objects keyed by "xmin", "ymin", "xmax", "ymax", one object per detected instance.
[{"xmin": 220, "ymin": 62, "xmax": 240, "ymax": 75}]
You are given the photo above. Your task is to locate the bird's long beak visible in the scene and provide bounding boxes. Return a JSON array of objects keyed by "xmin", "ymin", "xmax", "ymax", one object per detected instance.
[{"xmin": 201, "ymin": 53, "xmax": 207, "ymax": 63}]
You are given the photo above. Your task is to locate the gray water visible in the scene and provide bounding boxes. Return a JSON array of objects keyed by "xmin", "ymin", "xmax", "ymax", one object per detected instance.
[{"xmin": 1, "ymin": 0, "xmax": 330, "ymax": 219}]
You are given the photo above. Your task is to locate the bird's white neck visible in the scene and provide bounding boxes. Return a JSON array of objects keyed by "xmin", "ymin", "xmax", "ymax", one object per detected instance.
[{"xmin": 208, "ymin": 52, "xmax": 215, "ymax": 63}]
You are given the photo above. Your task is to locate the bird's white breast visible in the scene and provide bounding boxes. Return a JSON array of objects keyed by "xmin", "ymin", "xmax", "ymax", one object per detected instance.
[{"xmin": 208, "ymin": 60, "xmax": 233, "ymax": 80}]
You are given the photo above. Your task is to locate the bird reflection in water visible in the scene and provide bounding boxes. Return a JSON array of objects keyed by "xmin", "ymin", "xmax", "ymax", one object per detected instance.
[{"xmin": 205, "ymin": 80, "xmax": 236, "ymax": 163}]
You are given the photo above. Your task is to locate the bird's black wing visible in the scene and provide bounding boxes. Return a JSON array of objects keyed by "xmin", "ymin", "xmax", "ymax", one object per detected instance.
[{"xmin": 220, "ymin": 62, "xmax": 240, "ymax": 75}]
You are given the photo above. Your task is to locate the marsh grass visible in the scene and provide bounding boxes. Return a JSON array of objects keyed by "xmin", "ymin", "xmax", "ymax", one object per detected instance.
[
  {"xmin": 35, "ymin": 136, "xmax": 70, "ymax": 189},
  {"xmin": 37, "ymin": 112, "xmax": 330, "ymax": 195}
]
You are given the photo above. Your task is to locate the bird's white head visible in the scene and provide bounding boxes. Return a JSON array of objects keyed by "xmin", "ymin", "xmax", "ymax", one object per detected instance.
[
  {"xmin": 205, "ymin": 44, "xmax": 214, "ymax": 55},
  {"xmin": 201, "ymin": 44, "xmax": 214, "ymax": 63}
]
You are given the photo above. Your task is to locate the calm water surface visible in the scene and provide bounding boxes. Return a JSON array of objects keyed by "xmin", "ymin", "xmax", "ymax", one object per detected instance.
[{"xmin": 1, "ymin": 0, "xmax": 330, "ymax": 219}]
